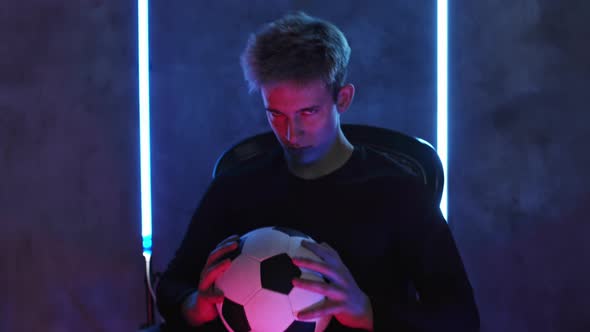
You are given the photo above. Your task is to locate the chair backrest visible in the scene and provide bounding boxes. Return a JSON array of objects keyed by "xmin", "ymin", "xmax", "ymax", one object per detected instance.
[{"xmin": 212, "ymin": 124, "xmax": 444, "ymax": 205}]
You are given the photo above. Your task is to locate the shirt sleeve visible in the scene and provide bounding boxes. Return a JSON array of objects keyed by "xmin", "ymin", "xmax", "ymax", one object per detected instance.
[
  {"xmin": 156, "ymin": 177, "xmax": 235, "ymax": 332},
  {"xmin": 373, "ymin": 180, "xmax": 480, "ymax": 332}
]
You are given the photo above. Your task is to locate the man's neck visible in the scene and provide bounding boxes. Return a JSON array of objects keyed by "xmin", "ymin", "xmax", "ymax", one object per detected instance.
[{"xmin": 286, "ymin": 131, "xmax": 354, "ymax": 180}]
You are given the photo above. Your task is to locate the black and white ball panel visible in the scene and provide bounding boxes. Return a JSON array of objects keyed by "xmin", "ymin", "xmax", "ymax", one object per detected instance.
[
  {"xmin": 220, "ymin": 298, "xmax": 250, "ymax": 332},
  {"xmin": 244, "ymin": 288, "xmax": 295, "ymax": 332},
  {"xmin": 284, "ymin": 320, "xmax": 318, "ymax": 332},
  {"xmin": 272, "ymin": 226, "xmax": 313, "ymax": 239},
  {"xmin": 260, "ymin": 253, "xmax": 300, "ymax": 294},
  {"xmin": 288, "ymin": 271, "xmax": 325, "ymax": 314},
  {"xmin": 216, "ymin": 254, "xmax": 261, "ymax": 303},
  {"xmin": 241, "ymin": 227, "xmax": 291, "ymax": 261}
]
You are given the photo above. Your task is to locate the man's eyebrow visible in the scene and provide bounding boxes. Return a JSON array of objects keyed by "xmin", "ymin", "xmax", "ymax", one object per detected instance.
[{"xmin": 265, "ymin": 105, "xmax": 320, "ymax": 113}]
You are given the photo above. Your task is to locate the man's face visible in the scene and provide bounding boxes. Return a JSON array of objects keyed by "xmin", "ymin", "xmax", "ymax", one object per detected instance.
[{"xmin": 261, "ymin": 79, "xmax": 340, "ymax": 165}]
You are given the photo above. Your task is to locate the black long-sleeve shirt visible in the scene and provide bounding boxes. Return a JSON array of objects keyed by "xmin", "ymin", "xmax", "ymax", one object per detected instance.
[{"xmin": 156, "ymin": 145, "xmax": 480, "ymax": 331}]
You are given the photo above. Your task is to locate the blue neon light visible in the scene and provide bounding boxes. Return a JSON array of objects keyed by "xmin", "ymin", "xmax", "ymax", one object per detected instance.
[
  {"xmin": 437, "ymin": 0, "xmax": 448, "ymax": 220},
  {"xmin": 138, "ymin": 0, "xmax": 153, "ymax": 255}
]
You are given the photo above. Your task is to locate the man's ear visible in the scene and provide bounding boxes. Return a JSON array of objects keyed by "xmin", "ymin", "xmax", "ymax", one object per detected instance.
[{"xmin": 336, "ymin": 83, "xmax": 355, "ymax": 114}]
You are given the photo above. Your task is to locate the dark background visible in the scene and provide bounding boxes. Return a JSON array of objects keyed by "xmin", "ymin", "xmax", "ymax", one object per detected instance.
[{"xmin": 1, "ymin": 1, "xmax": 589, "ymax": 331}]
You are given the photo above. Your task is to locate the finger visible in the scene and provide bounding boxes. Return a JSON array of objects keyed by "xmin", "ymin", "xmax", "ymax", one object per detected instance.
[
  {"xmin": 298, "ymin": 300, "xmax": 345, "ymax": 320},
  {"xmin": 215, "ymin": 234, "xmax": 240, "ymax": 249},
  {"xmin": 291, "ymin": 257, "xmax": 345, "ymax": 285},
  {"xmin": 301, "ymin": 240, "xmax": 337, "ymax": 261},
  {"xmin": 292, "ymin": 277, "xmax": 347, "ymax": 301},
  {"xmin": 206, "ymin": 240, "xmax": 239, "ymax": 266},
  {"xmin": 200, "ymin": 258, "xmax": 231, "ymax": 291}
]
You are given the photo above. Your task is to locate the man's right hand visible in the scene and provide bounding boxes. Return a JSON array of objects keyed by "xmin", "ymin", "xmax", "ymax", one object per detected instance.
[{"xmin": 181, "ymin": 234, "xmax": 241, "ymax": 326}]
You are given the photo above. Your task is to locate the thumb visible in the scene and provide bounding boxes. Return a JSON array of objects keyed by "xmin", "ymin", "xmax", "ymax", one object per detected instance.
[{"xmin": 201, "ymin": 288, "xmax": 224, "ymax": 303}]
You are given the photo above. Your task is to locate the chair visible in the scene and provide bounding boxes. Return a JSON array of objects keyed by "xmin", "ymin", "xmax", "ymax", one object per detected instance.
[{"xmin": 212, "ymin": 124, "xmax": 444, "ymax": 206}]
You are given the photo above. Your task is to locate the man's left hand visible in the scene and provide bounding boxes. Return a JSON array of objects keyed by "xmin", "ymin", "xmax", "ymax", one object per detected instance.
[{"xmin": 291, "ymin": 240, "xmax": 374, "ymax": 331}]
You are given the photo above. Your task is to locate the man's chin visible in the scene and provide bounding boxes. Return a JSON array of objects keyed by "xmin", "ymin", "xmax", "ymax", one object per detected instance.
[{"xmin": 284, "ymin": 151, "xmax": 316, "ymax": 165}]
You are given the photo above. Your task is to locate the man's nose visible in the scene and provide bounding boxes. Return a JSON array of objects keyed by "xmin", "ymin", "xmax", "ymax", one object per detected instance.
[{"xmin": 285, "ymin": 119, "xmax": 302, "ymax": 144}]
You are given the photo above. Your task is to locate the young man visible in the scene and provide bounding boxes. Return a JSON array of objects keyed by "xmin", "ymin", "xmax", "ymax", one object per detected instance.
[{"xmin": 156, "ymin": 12, "xmax": 480, "ymax": 332}]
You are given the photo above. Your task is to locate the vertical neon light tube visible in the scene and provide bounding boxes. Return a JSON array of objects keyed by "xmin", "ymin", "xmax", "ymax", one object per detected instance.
[
  {"xmin": 437, "ymin": 0, "xmax": 449, "ymax": 220},
  {"xmin": 138, "ymin": 0, "xmax": 153, "ymax": 257}
]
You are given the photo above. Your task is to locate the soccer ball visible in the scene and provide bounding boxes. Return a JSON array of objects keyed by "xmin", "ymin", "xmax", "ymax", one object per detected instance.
[{"xmin": 215, "ymin": 226, "xmax": 331, "ymax": 332}]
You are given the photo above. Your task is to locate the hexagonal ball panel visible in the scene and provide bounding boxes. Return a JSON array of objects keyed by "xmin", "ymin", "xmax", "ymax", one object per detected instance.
[
  {"xmin": 288, "ymin": 271, "xmax": 325, "ymax": 313},
  {"xmin": 216, "ymin": 254, "xmax": 261, "ymax": 304},
  {"xmin": 244, "ymin": 288, "xmax": 295, "ymax": 332},
  {"xmin": 242, "ymin": 227, "xmax": 290, "ymax": 262},
  {"xmin": 261, "ymin": 253, "xmax": 301, "ymax": 295}
]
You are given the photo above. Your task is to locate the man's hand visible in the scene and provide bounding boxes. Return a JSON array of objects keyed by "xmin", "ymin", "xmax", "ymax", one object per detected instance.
[
  {"xmin": 182, "ymin": 234, "xmax": 240, "ymax": 326},
  {"xmin": 291, "ymin": 240, "xmax": 374, "ymax": 331}
]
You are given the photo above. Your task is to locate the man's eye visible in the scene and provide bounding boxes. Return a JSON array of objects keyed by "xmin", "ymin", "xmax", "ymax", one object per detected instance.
[
  {"xmin": 302, "ymin": 109, "xmax": 318, "ymax": 115},
  {"xmin": 267, "ymin": 111, "xmax": 281, "ymax": 117}
]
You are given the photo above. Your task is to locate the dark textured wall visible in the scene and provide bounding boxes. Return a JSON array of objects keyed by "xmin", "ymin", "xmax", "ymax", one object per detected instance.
[
  {"xmin": 0, "ymin": 2, "xmax": 144, "ymax": 331},
  {"xmin": 451, "ymin": 1, "xmax": 590, "ymax": 331},
  {"xmin": 1, "ymin": 1, "xmax": 588, "ymax": 331}
]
